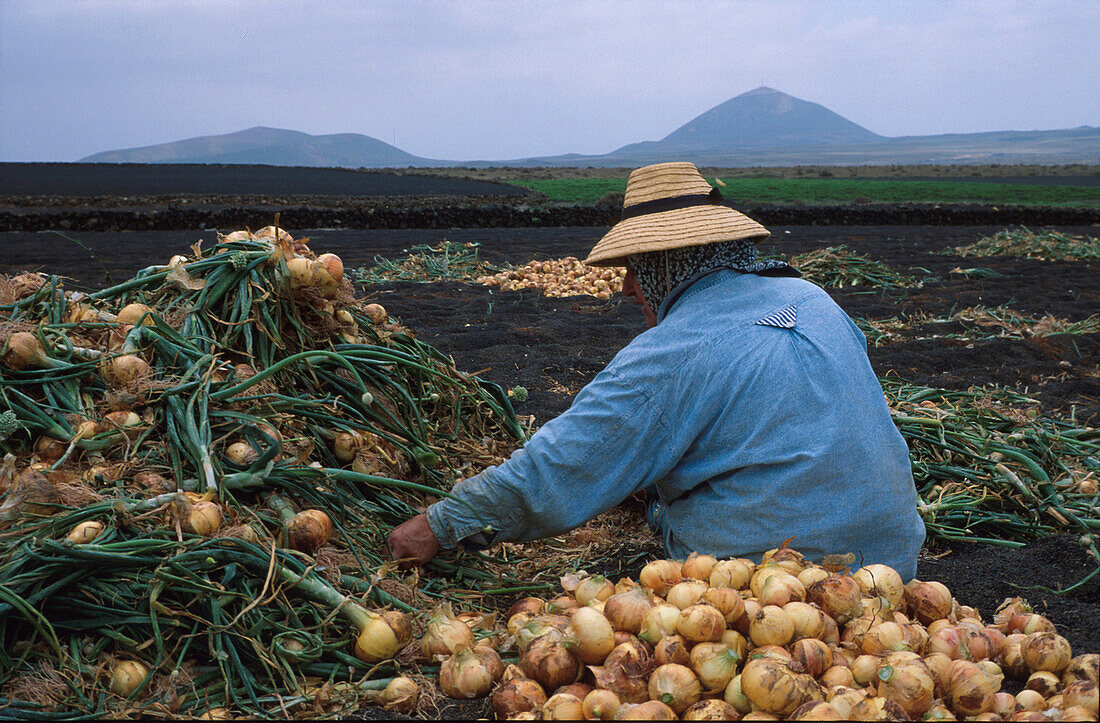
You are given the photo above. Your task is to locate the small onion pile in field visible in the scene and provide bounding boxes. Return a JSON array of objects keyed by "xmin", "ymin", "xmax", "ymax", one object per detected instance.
[
  {"xmin": 0, "ymin": 226, "xmax": 529, "ymax": 717},
  {"xmin": 427, "ymin": 545, "xmax": 1099, "ymax": 721},
  {"xmin": 479, "ymin": 258, "xmax": 626, "ymax": 300}
]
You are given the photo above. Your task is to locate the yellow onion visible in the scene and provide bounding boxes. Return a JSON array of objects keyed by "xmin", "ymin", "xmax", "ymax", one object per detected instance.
[
  {"xmin": 904, "ymin": 579, "xmax": 953, "ymax": 625},
  {"xmin": 681, "ymin": 552, "xmax": 718, "ymax": 581},
  {"xmin": 615, "ymin": 700, "xmax": 677, "ymax": 719},
  {"xmin": 945, "ymin": 659, "xmax": 1000, "ymax": 716},
  {"xmin": 252, "ymin": 226, "xmax": 291, "ymax": 242},
  {"xmin": 603, "ymin": 587, "xmax": 653, "ymax": 634},
  {"xmin": 1063, "ymin": 654, "xmax": 1100, "ymax": 687},
  {"xmin": 1062, "ymin": 705, "xmax": 1097, "ymax": 722},
  {"xmin": 681, "ymin": 699, "xmax": 742, "ymax": 720},
  {"xmin": 689, "ymin": 642, "xmax": 741, "ymax": 692},
  {"xmin": 1016, "ymin": 688, "xmax": 1046, "ymax": 711},
  {"xmin": 372, "ymin": 676, "xmax": 419, "ymax": 713},
  {"xmin": 639, "ymin": 560, "xmax": 682, "ymax": 595},
  {"xmin": 782, "ymin": 601, "xmax": 828, "ymax": 641},
  {"xmin": 100, "ymin": 354, "xmax": 152, "ymax": 385},
  {"xmin": 723, "ymin": 674, "xmax": 752, "ymax": 714},
  {"xmin": 654, "ymin": 635, "xmax": 690, "ymax": 666},
  {"xmin": 363, "ymin": 303, "xmax": 388, "ymax": 325},
  {"xmin": 797, "ymin": 567, "xmax": 829, "ymax": 589},
  {"xmin": 638, "ymin": 603, "xmax": 681, "ymax": 644},
  {"xmin": 1006, "ymin": 613, "xmax": 1056, "ymax": 635},
  {"xmin": 666, "ymin": 579, "xmax": 708, "ymax": 610},
  {"xmin": 850, "ymin": 654, "xmax": 881, "ymax": 686},
  {"xmin": 197, "ymin": 708, "xmax": 230, "ymax": 720},
  {"xmin": 116, "ymin": 303, "xmax": 156, "ymax": 326},
  {"xmin": 758, "ymin": 572, "xmax": 806, "ymax": 607},
  {"xmin": 555, "ymin": 682, "xmax": 592, "ymax": 701},
  {"xmin": 790, "ymin": 637, "xmax": 833, "ymax": 678},
  {"xmin": 547, "ymin": 594, "xmax": 579, "ymax": 615},
  {"xmin": 820, "ymin": 665, "xmax": 856, "ymax": 688},
  {"xmin": 876, "ymin": 653, "xmax": 935, "ymax": 718},
  {"xmin": 1022, "ymin": 632, "xmax": 1072, "ymax": 673},
  {"xmin": 286, "ymin": 257, "xmax": 315, "ymax": 290},
  {"xmin": 824, "ymin": 687, "xmax": 867, "ymax": 720},
  {"xmin": 287, "ymin": 509, "xmax": 333, "ymax": 553},
  {"xmin": 575, "ymin": 575, "xmax": 615, "ymax": 606},
  {"xmin": 791, "ymin": 701, "xmax": 842, "ymax": 720},
  {"xmin": 507, "ymin": 597, "xmax": 547, "ymax": 620},
  {"xmin": 1025, "ymin": 669, "xmax": 1061, "ymax": 697},
  {"xmin": 702, "ymin": 586, "xmax": 744, "ymax": 624},
  {"xmin": 332, "ymin": 431, "xmax": 366, "ymax": 462},
  {"xmin": 2, "ymin": 332, "xmax": 50, "ymax": 370},
  {"xmin": 988, "ymin": 691, "xmax": 1017, "ymax": 718},
  {"xmin": 439, "ymin": 646, "xmax": 502, "ymax": 698},
  {"xmin": 720, "ymin": 629, "xmax": 749, "ymax": 661},
  {"xmin": 223, "ymin": 441, "xmax": 258, "ymax": 466},
  {"xmin": 315, "ymin": 251, "xmax": 344, "ymax": 283},
  {"xmin": 807, "ymin": 574, "xmax": 864, "ymax": 625},
  {"xmin": 710, "ymin": 558, "xmax": 754, "ymax": 590},
  {"xmin": 1062, "ymin": 680, "xmax": 1099, "ymax": 718},
  {"xmin": 648, "ymin": 663, "xmax": 701, "ymax": 715},
  {"xmin": 740, "ymin": 657, "xmax": 823, "ymax": 717},
  {"xmin": 109, "ymin": 659, "xmax": 150, "ymax": 697},
  {"xmin": 34, "ymin": 436, "xmax": 67, "ymax": 463},
  {"xmin": 761, "ymin": 542, "xmax": 809, "ymax": 574},
  {"xmin": 749, "ymin": 644, "xmax": 792, "ymax": 663},
  {"xmin": 353, "ymin": 609, "xmax": 411, "ymax": 663},
  {"xmin": 182, "ymin": 501, "xmax": 223, "ymax": 536},
  {"xmin": 567, "ymin": 607, "xmax": 615, "ymax": 664},
  {"xmin": 422, "ymin": 603, "xmax": 475, "ymax": 661},
  {"xmin": 521, "ymin": 634, "xmax": 581, "ymax": 691},
  {"xmin": 541, "ymin": 692, "xmax": 584, "ymax": 720},
  {"xmin": 862, "ymin": 621, "xmax": 912, "ymax": 657},
  {"xmin": 492, "ymin": 675, "xmax": 546, "ymax": 718},
  {"xmin": 677, "ymin": 604, "xmax": 726, "ymax": 643},
  {"xmin": 582, "ymin": 688, "xmax": 621, "ymax": 720},
  {"xmin": 67, "ymin": 520, "xmax": 105, "ymax": 544},
  {"xmin": 852, "ymin": 564, "xmax": 904, "ymax": 607},
  {"xmin": 748, "ymin": 604, "xmax": 795, "ymax": 647}
]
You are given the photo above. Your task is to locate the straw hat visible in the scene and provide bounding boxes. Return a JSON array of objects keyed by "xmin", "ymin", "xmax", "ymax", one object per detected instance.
[{"xmin": 584, "ymin": 162, "xmax": 771, "ymax": 267}]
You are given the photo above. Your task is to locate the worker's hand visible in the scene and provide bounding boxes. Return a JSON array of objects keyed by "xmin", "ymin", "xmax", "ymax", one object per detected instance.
[{"xmin": 387, "ymin": 513, "xmax": 440, "ymax": 566}]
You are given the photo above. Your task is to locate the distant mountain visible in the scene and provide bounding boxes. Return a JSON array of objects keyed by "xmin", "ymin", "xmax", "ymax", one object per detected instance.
[
  {"xmin": 80, "ymin": 89, "xmax": 1100, "ymax": 167},
  {"xmin": 81, "ymin": 126, "xmax": 445, "ymax": 167}
]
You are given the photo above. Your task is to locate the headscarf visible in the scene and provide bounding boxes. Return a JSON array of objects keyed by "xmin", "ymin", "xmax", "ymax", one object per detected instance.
[{"xmin": 628, "ymin": 238, "xmax": 798, "ymax": 314}]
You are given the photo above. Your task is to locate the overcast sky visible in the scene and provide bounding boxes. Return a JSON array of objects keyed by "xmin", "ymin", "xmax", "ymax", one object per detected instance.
[{"xmin": 1, "ymin": 0, "xmax": 1097, "ymax": 162}]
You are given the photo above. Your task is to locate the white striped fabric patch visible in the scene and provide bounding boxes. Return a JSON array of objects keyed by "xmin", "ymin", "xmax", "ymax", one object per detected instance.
[{"xmin": 754, "ymin": 304, "xmax": 797, "ymax": 329}]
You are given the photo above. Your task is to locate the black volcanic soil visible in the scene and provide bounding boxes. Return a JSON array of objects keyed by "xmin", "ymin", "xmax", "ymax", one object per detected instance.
[{"xmin": 2, "ymin": 221, "xmax": 1098, "ymax": 714}]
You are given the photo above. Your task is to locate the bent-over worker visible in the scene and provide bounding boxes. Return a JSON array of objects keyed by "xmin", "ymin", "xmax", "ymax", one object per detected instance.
[{"xmin": 388, "ymin": 162, "xmax": 925, "ymax": 580}]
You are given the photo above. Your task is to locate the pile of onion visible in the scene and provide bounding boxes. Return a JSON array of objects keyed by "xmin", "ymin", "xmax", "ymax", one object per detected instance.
[
  {"xmin": 418, "ymin": 547, "xmax": 1097, "ymax": 722},
  {"xmin": 478, "ymin": 258, "xmax": 626, "ymax": 300}
]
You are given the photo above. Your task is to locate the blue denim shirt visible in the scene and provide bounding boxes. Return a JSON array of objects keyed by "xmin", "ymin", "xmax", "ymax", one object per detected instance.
[{"xmin": 426, "ymin": 269, "xmax": 926, "ymax": 580}]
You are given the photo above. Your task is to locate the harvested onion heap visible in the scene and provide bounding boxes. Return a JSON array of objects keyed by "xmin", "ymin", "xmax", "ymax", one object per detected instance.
[
  {"xmin": 478, "ymin": 258, "xmax": 625, "ymax": 300},
  {"xmin": 430, "ymin": 546, "xmax": 1099, "ymax": 721}
]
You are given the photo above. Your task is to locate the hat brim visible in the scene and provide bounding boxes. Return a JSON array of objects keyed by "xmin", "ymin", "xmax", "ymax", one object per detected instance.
[{"xmin": 584, "ymin": 204, "xmax": 771, "ymax": 267}]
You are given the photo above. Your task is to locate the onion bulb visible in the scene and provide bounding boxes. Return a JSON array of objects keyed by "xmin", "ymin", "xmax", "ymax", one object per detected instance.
[
  {"xmin": 67, "ymin": 520, "xmax": 105, "ymax": 544},
  {"xmin": 439, "ymin": 646, "xmax": 502, "ymax": 698},
  {"xmin": 748, "ymin": 604, "xmax": 795, "ymax": 647},
  {"xmin": 2, "ymin": 332, "xmax": 54, "ymax": 371},
  {"xmin": 353, "ymin": 609, "xmax": 411, "ymax": 663},
  {"xmin": 875, "ymin": 654, "xmax": 935, "ymax": 718},
  {"xmin": 945, "ymin": 659, "xmax": 999, "ymax": 716},
  {"xmin": 638, "ymin": 604, "xmax": 682, "ymax": 644},
  {"xmin": 520, "ymin": 634, "xmax": 581, "ymax": 691},
  {"xmin": 740, "ymin": 657, "xmax": 823, "ymax": 717},
  {"xmin": 806, "ymin": 574, "xmax": 864, "ymax": 625},
  {"xmin": 904, "ymin": 579, "xmax": 953, "ymax": 625},
  {"xmin": 582, "ymin": 688, "xmax": 620, "ymax": 720},
  {"xmin": 677, "ymin": 604, "xmax": 726, "ymax": 643},
  {"xmin": 100, "ymin": 354, "xmax": 152, "ymax": 385},
  {"xmin": 1015, "ymin": 688, "xmax": 1046, "ymax": 711},
  {"xmin": 286, "ymin": 257, "xmax": 315, "ymax": 290},
  {"xmin": 1025, "ymin": 669, "xmax": 1061, "ymax": 698},
  {"xmin": 1062, "ymin": 680, "xmax": 1099, "ymax": 718},
  {"xmin": 782, "ymin": 601, "xmax": 828, "ymax": 641},
  {"xmin": 681, "ymin": 699, "xmax": 742, "ymax": 720},
  {"xmin": 542, "ymin": 692, "xmax": 584, "ymax": 720},
  {"xmin": 702, "ymin": 586, "xmax": 744, "ymax": 624},
  {"xmin": 116, "ymin": 303, "xmax": 156, "ymax": 326},
  {"xmin": 1022, "ymin": 631, "xmax": 1072, "ymax": 673},
  {"xmin": 654, "ymin": 635, "xmax": 690, "ymax": 666},
  {"xmin": 648, "ymin": 663, "xmax": 701, "ymax": 715},
  {"xmin": 373, "ymin": 676, "xmax": 419, "ymax": 713},
  {"xmin": 224, "ymin": 441, "xmax": 259, "ymax": 466},
  {"xmin": 109, "ymin": 660, "xmax": 150, "ymax": 697},
  {"xmin": 850, "ymin": 654, "xmax": 881, "ymax": 686},
  {"xmin": 689, "ymin": 642, "xmax": 741, "ymax": 692},
  {"xmin": 710, "ymin": 559, "xmax": 754, "ymax": 590},
  {"xmin": 681, "ymin": 552, "xmax": 718, "ymax": 581},
  {"xmin": 790, "ymin": 638, "xmax": 833, "ymax": 678},
  {"xmin": 603, "ymin": 587, "xmax": 653, "ymax": 634},
  {"xmin": 567, "ymin": 607, "xmax": 615, "ymax": 664},
  {"xmin": 666, "ymin": 579, "xmax": 708, "ymax": 610},
  {"xmin": 507, "ymin": 597, "xmax": 547, "ymax": 621},
  {"xmin": 422, "ymin": 603, "xmax": 475, "ymax": 661},
  {"xmin": 182, "ymin": 501, "xmax": 223, "ymax": 536},
  {"xmin": 852, "ymin": 564, "xmax": 904, "ymax": 607},
  {"xmin": 761, "ymin": 541, "xmax": 809, "ymax": 573},
  {"xmin": 862, "ymin": 621, "xmax": 911, "ymax": 657},
  {"xmin": 492, "ymin": 676, "xmax": 547, "ymax": 718},
  {"xmin": 1006, "ymin": 613, "xmax": 1056, "ymax": 635},
  {"xmin": 820, "ymin": 665, "xmax": 856, "ymax": 689},
  {"xmin": 575, "ymin": 575, "xmax": 615, "ymax": 606},
  {"xmin": 615, "ymin": 700, "xmax": 677, "ymax": 720},
  {"xmin": 1063, "ymin": 654, "xmax": 1100, "ymax": 687},
  {"xmin": 723, "ymin": 674, "xmax": 752, "ymax": 714},
  {"xmin": 757, "ymin": 572, "xmax": 806, "ymax": 607},
  {"xmin": 363, "ymin": 303, "xmax": 388, "ymax": 325},
  {"xmin": 639, "ymin": 560, "xmax": 682, "ymax": 595},
  {"xmin": 287, "ymin": 509, "xmax": 333, "ymax": 553}
]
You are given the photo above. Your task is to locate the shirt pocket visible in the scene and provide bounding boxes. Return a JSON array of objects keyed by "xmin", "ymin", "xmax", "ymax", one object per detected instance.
[{"xmin": 753, "ymin": 302, "xmax": 798, "ymax": 330}]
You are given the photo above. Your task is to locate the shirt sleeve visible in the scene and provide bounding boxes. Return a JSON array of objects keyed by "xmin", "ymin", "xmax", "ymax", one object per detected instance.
[{"xmin": 425, "ymin": 353, "xmax": 688, "ymax": 549}]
